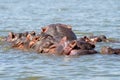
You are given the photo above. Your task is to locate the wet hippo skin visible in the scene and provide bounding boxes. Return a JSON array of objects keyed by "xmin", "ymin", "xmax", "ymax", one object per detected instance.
[
  {"xmin": 70, "ymin": 49, "xmax": 97, "ymax": 56},
  {"xmin": 41, "ymin": 23, "xmax": 77, "ymax": 42},
  {"xmin": 101, "ymin": 46, "xmax": 120, "ymax": 54}
]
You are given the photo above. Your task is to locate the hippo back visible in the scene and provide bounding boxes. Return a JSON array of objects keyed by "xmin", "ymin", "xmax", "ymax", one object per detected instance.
[{"xmin": 41, "ymin": 23, "xmax": 77, "ymax": 42}]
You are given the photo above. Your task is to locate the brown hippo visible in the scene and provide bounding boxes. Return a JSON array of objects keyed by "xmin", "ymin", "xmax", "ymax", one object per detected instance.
[
  {"xmin": 101, "ymin": 46, "xmax": 120, "ymax": 55},
  {"xmin": 47, "ymin": 36, "xmax": 77, "ymax": 55},
  {"xmin": 26, "ymin": 31, "xmax": 36, "ymax": 41},
  {"xmin": 81, "ymin": 35, "xmax": 107, "ymax": 44},
  {"xmin": 29, "ymin": 23, "xmax": 78, "ymax": 54},
  {"xmin": 84, "ymin": 35, "xmax": 120, "ymax": 44},
  {"xmin": 5, "ymin": 31, "xmax": 29, "ymax": 42},
  {"xmin": 5, "ymin": 32, "xmax": 16, "ymax": 42},
  {"xmin": 33, "ymin": 36, "xmax": 75, "ymax": 55},
  {"xmin": 76, "ymin": 40, "xmax": 95, "ymax": 50},
  {"xmin": 32, "ymin": 33, "xmax": 56, "ymax": 53},
  {"xmin": 6, "ymin": 31, "xmax": 36, "ymax": 50},
  {"xmin": 41, "ymin": 23, "xmax": 77, "ymax": 42},
  {"xmin": 89, "ymin": 35, "xmax": 107, "ymax": 42}
]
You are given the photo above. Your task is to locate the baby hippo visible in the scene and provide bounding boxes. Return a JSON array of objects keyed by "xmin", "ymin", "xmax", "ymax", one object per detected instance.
[
  {"xmin": 101, "ymin": 46, "xmax": 120, "ymax": 55},
  {"xmin": 80, "ymin": 35, "xmax": 107, "ymax": 44},
  {"xmin": 68, "ymin": 40, "xmax": 97, "ymax": 56},
  {"xmin": 89, "ymin": 35, "xmax": 107, "ymax": 42},
  {"xmin": 5, "ymin": 32, "xmax": 29, "ymax": 42},
  {"xmin": 76, "ymin": 40, "xmax": 95, "ymax": 50}
]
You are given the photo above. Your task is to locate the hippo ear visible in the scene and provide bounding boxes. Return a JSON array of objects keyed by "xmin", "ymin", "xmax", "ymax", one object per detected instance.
[
  {"xmin": 8, "ymin": 32, "xmax": 15, "ymax": 39},
  {"xmin": 41, "ymin": 27, "xmax": 46, "ymax": 32},
  {"xmin": 67, "ymin": 25, "xmax": 72, "ymax": 30},
  {"xmin": 41, "ymin": 27, "xmax": 48, "ymax": 32},
  {"xmin": 69, "ymin": 40, "xmax": 77, "ymax": 48}
]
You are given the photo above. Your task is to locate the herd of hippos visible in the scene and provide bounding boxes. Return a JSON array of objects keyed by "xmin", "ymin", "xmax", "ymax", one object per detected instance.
[{"xmin": 1, "ymin": 23, "xmax": 120, "ymax": 56}]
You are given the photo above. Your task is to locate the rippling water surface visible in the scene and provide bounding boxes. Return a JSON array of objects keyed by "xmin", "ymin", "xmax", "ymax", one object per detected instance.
[{"xmin": 0, "ymin": 0, "xmax": 120, "ymax": 80}]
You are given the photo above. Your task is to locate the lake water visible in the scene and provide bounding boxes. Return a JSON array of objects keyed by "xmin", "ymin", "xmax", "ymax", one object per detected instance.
[{"xmin": 0, "ymin": 0, "xmax": 120, "ymax": 80}]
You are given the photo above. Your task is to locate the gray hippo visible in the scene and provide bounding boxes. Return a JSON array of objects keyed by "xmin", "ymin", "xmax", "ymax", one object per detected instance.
[{"xmin": 41, "ymin": 23, "xmax": 77, "ymax": 42}]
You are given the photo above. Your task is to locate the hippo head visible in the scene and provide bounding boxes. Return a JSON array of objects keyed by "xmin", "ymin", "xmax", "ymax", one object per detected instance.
[
  {"xmin": 76, "ymin": 40, "xmax": 95, "ymax": 50},
  {"xmin": 47, "ymin": 36, "xmax": 77, "ymax": 55},
  {"xmin": 7, "ymin": 32, "xmax": 15, "ymax": 42},
  {"xmin": 101, "ymin": 46, "xmax": 115, "ymax": 54},
  {"xmin": 97, "ymin": 35, "xmax": 107, "ymax": 42}
]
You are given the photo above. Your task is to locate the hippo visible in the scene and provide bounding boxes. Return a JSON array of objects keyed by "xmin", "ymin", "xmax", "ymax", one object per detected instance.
[
  {"xmin": 32, "ymin": 33, "xmax": 56, "ymax": 53},
  {"xmin": 5, "ymin": 31, "xmax": 29, "ymax": 42},
  {"xmin": 101, "ymin": 46, "xmax": 120, "ymax": 55},
  {"xmin": 30, "ymin": 23, "xmax": 78, "ymax": 54},
  {"xmin": 76, "ymin": 40, "xmax": 95, "ymax": 50},
  {"xmin": 89, "ymin": 35, "xmax": 107, "ymax": 42},
  {"xmin": 47, "ymin": 36, "xmax": 77, "ymax": 55},
  {"xmin": 5, "ymin": 31, "xmax": 36, "ymax": 50},
  {"xmin": 41, "ymin": 23, "xmax": 77, "ymax": 42},
  {"xmin": 5, "ymin": 32, "xmax": 15, "ymax": 42},
  {"xmin": 84, "ymin": 35, "xmax": 120, "ymax": 44},
  {"xmin": 80, "ymin": 35, "xmax": 108, "ymax": 44}
]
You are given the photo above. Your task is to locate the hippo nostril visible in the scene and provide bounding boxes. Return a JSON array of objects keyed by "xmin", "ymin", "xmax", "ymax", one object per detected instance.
[
  {"xmin": 92, "ymin": 44, "xmax": 95, "ymax": 48},
  {"xmin": 41, "ymin": 27, "xmax": 47, "ymax": 32}
]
